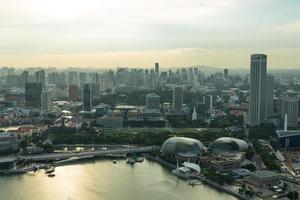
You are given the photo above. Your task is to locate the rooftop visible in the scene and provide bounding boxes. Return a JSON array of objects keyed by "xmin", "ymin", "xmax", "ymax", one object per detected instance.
[
  {"xmin": 251, "ymin": 170, "xmax": 279, "ymax": 178},
  {"xmin": 276, "ymin": 130, "xmax": 300, "ymax": 138}
]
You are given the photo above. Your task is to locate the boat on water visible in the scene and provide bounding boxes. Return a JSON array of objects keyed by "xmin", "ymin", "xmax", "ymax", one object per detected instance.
[
  {"xmin": 126, "ymin": 157, "xmax": 136, "ymax": 165},
  {"xmin": 47, "ymin": 174, "xmax": 55, "ymax": 177},
  {"xmin": 45, "ymin": 166, "xmax": 55, "ymax": 174},
  {"xmin": 172, "ymin": 161, "xmax": 201, "ymax": 179}
]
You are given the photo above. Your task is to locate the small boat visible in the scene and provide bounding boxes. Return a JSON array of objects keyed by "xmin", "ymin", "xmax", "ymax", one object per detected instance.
[
  {"xmin": 113, "ymin": 160, "xmax": 117, "ymax": 164},
  {"xmin": 45, "ymin": 166, "xmax": 55, "ymax": 174},
  {"xmin": 126, "ymin": 157, "xmax": 136, "ymax": 165},
  {"xmin": 189, "ymin": 180, "xmax": 202, "ymax": 186},
  {"xmin": 135, "ymin": 157, "xmax": 144, "ymax": 162},
  {"xmin": 47, "ymin": 174, "xmax": 55, "ymax": 178}
]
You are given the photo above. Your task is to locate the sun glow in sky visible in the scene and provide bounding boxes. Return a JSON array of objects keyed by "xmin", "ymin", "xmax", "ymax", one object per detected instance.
[{"xmin": 0, "ymin": 0, "xmax": 300, "ymax": 68}]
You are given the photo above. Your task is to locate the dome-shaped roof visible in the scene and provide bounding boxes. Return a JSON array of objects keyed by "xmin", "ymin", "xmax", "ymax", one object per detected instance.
[
  {"xmin": 161, "ymin": 137, "xmax": 204, "ymax": 157},
  {"xmin": 208, "ymin": 137, "xmax": 248, "ymax": 154}
]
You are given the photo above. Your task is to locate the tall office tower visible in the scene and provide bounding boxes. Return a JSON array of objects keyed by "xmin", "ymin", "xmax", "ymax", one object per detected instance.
[
  {"xmin": 149, "ymin": 69, "xmax": 156, "ymax": 89},
  {"xmin": 265, "ymin": 75, "xmax": 275, "ymax": 117},
  {"xmin": 145, "ymin": 93, "xmax": 160, "ymax": 110},
  {"xmin": 155, "ymin": 63, "xmax": 159, "ymax": 76},
  {"xmin": 181, "ymin": 68, "xmax": 188, "ymax": 82},
  {"xmin": 20, "ymin": 71, "xmax": 29, "ymax": 88},
  {"xmin": 172, "ymin": 86, "xmax": 183, "ymax": 113},
  {"xmin": 35, "ymin": 70, "xmax": 46, "ymax": 89},
  {"xmin": 25, "ymin": 83, "xmax": 42, "ymax": 108},
  {"xmin": 281, "ymin": 96, "xmax": 299, "ymax": 128},
  {"xmin": 205, "ymin": 95, "xmax": 213, "ymax": 114},
  {"xmin": 68, "ymin": 71, "xmax": 78, "ymax": 85},
  {"xmin": 83, "ymin": 84, "xmax": 92, "ymax": 111},
  {"xmin": 224, "ymin": 68, "xmax": 229, "ymax": 79},
  {"xmin": 249, "ymin": 54, "xmax": 267, "ymax": 127},
  {"xmin": 187, "ymin": 68, "xmax": 194, "ymax": 86},
  {"xmin": 41, "ymin": 90, "xmax": 52, "ymax": 113},
  {"xmin": 69, "ymin": 85, "xmax": 80, "ymax": 101},
  {"xmin": 79, "ymin": 72, "xmax": 87, "ymax": 87},
  {"xmin": 5, "ymin": 75, "xmax": 19, "ymax": 88}
]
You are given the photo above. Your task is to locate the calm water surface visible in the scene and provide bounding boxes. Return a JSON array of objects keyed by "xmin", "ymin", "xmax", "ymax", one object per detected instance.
[{"xmin": 0, "ymin": 160, "xmax": 237, "ymax": 200}]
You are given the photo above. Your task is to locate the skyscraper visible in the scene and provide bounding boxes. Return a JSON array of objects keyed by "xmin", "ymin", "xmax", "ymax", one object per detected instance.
[
  {"xmin": 25, "ymin": 83, "xmax": 42, "ymax": 108},
  {"xmin": 20, "ymin": 71, "xmax": 29, "ymax": 89},
  {"xmin": 35, "ymin": 70, "xmax": 46, "ymax": 89},
  {"xmin": 41, "ymin": 90, "xmax": 52, "ymax": 113},
  {"xmin": 249, "ymin": 54, "xmax": 267, "ymax": 127},
  {"xmin": 172, "ymin": 86, "xmax": 183, "ymax": 113},
  {"xmin": 281, "ymin": 96, "xmax": 299, "ymax": 128},
  {"xmin": 265, "ymin": 75, "xmax": 275, "ymax": 117},
  {"xmin": 69, "ymin": 85, "xmax": 80, "ymax": 101},
  {"xmin": 83, "ymin": 84, "xmax": 92, "ymax": 111},
  {"xmin": 145, "ymin": 93, "xmax": 160, "ymax": 110},
  {"xmin": 224, "ymin": 68, "xmax": 229, "ymax": 79},
  {"xmin": 155, "ymin": 63, "xmax": 159, "ymax": 76}
]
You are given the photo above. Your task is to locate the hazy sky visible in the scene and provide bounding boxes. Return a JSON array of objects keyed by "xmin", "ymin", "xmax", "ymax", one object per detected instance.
[{"xmin": 0, "ymin": 0, "xmax": 300, "ymax": 68}]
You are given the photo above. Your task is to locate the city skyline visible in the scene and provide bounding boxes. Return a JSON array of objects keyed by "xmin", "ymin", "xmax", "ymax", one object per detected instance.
[{"xmin": 0, "ymin": 0, "xmax": 300, "ymax": 68}]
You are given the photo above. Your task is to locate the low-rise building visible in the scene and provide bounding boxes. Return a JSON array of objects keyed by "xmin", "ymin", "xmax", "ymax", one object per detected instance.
[
  {"xmin": 200, "ymin": 153, "xmax": 244, "ymax": 172},
  {"xmin": 247, "ymin": 170, "xmax": 280, "ymax": 188},
  {"xmin": 0, "ymin": 132, "xmax": 19, "ymax": 153}
]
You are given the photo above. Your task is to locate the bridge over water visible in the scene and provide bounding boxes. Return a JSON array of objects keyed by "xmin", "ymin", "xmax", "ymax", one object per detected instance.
[{"xmin": 1, "ymin": 146, "xmax": 157, "ymax": 163}]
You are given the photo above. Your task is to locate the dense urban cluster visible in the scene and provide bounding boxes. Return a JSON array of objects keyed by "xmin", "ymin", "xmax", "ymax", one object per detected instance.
[{"xmin": 0, "ymin": 55, "xmax": 300, "ymax": 199}]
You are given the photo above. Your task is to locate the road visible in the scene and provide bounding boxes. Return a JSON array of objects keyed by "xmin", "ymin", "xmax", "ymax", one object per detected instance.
[{"xmin": 1, "ymin": 146, "xmax": 156, "ymax": 162}]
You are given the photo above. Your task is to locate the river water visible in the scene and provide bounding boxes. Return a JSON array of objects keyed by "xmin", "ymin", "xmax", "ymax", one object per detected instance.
[{"xmin": 0, "ymin": 160, "xmax": 237, "ymax": 200}]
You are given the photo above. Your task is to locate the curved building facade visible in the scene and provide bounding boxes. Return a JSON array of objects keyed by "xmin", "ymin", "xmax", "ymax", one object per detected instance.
[
  {"xmin": 161, "ymin": 137, "xmax": 204, "ymax": 158},
  {"xmin": 208, "ymin": 137, "xmax": 248, "ymax": 154}
]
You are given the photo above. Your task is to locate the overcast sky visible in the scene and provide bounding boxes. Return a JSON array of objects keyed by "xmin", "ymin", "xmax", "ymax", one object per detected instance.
[{"xmin": 0, "ymin": 0, "xmax": 300, "ymax": 68}]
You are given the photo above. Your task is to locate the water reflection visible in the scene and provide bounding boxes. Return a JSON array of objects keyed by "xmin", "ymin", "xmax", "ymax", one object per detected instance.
[{"xmin": 0, "ymin": 160, "xmax": 237, "ymax": 200}]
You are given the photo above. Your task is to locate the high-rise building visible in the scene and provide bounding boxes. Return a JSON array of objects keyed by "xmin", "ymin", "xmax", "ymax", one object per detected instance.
[
  {"xmin": 187, "ymin": 68, "xmax": 194, "ymax": 86},
  {"xmin": 172, "ymin": 86, "xmax": 183, "ymax": 113},
  {"xmin": 41, "ymin": 91, "xmax": 52, "ymax": 113},
  {"xmin": 20, "ymin": 71, "xmax": 29, "ymax": 89},
  {"xmin": 281, "ymin": 96, "xmax": 299, "ymax": 128},
  {"xmin": 265, "ymin": 75, "xmax": 275, "ymax": 117},
  {"xmin": 249, "ymin": 54, "xmax": 267, "ymax": 127},
  {"xmin": 83, "ymin": 84, "xmax": 92, "ymax": 111},
  {"xmin": 155, "ymin": 63, "xmax": 159, "ymax": 76},
  {"xmin": 35, "ymin": 70, "xmax": 46, "ymax": 89},
  {"xmin": 25, "ymin": 83, "xmax": 42, "ymax": 108},
  {"xmin": 69, "ymin": 85, "xmax": 80, "ymax": 101},
  {"xmin": 145, "ymin": 93, "xmax": 160, "ymax": 110},
  {"xmin": 205, "ymin": 95, "xmax": 213, "ymax": 114},
  {"xmin": 224, "ymin": 68, "xmax": 229, "ymax": 79},
  {"xmin": 79, "ymin": 72, "xmax": 87, "ymax": 87},
  {"xmin": 5, "ymin": 75, "xmax": 19, "ymax": 88}
]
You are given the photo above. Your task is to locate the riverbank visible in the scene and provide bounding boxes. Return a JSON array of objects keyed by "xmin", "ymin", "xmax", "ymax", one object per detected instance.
[
  {"xmin": 146, "ymin": 155, "xmax": 251, "ymax": 200},
  {"xmin": 0, "ymin": 159, "xmax": 237, "ymax": 200}
]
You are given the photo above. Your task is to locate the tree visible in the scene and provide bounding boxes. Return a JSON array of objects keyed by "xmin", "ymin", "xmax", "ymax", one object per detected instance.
[{"xmin": 287, "ymin": 191, "xmax": 299, "ymax": 200}]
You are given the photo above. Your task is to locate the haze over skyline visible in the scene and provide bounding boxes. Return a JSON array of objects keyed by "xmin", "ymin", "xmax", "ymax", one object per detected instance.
[{"xmin": 1, "ymin": 0, "xmax": 300, "ymax": 68}]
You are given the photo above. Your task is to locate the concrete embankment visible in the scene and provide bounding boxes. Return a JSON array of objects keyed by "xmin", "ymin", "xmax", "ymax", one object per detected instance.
[
  {"xmin": 146, "ymin": 156, "xmax": 251, "ymax": 200},
  {"xmin": 145, "ymin": 156, "xmax": 176, "ymax": 169}
]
